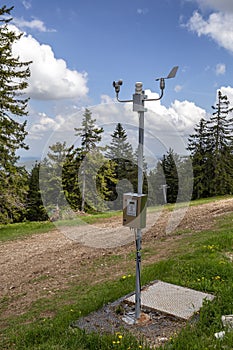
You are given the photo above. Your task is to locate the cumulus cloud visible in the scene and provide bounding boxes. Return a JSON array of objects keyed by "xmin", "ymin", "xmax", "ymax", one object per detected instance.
[
  {"xmin": 186, "ymin": 11, "xmax": 233, "ymax": 53},
  {"xmin": 26, "ymin": 87, "xmax": 208, "ymax": 158},
  {"xmin": 219, "ymin": 86, "xmax": 233, "ymax": 105},
  {"xmin": 215, "ymin": 63, "xmax": 226, "ymax": 75},
  {"xmin": 13, "ymin": 17, "xmax": 56, "ymax": 32},
  {"xmin": 27, "ymin": 112, "xmax": 64, "ymax": 140},
  {"xmin": 194, "ymin": 0, "xmax": 233, "ymax": 13},
  {"xmin": 11, "ymin": 26, "xmax": 89, "ymax": 100},
  {"xmin": 30, "ymin": 113, "xmax": 59, "ymax": 132},
  {"xmin": 168, "ymin": 99, "xmax": 206, "ymax": 132},
  {"xmin": 143, "ymin": 90, "xmax": 206, "ymax": 133}
]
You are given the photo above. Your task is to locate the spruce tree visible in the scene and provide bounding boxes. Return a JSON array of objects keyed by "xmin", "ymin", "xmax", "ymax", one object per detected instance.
[
  {"xmin": 40, "ymin": 142, "xmax": 69, "ymax": 216},
  {"xmin": 105, "ymin": 123, "xmax": 137, "ymax": 209},
  {"xmin": 75, "ymin": 108, "xmax": 103, "ymax": 152},
  {"xmin": 207, "ymin": 91, "xmax": 233, "ymax": 195},
  {"xmin": 147, "ymin": 162, "xmax": 166, "ymax": 205},
  {"xmin": 26, "ymin": 162, "xmax": 48, "ymax": 221},
  {"xmin": 162, "ymin": 148, "xmax": 180, "ymax": 203},
  {"xmin": 105, "ymin": 123, "xmax": 134, "ymax": 161},
  {"xmin": 74, "ymin": 109, "xmax": 113, "ymax": 212},
  {"xmin": 62, "ymin": 145, "xmax": 82, "ymax": 211},
  {"xmin": 187, "ymin": 118, "xmax": 211, "ymax": 199},
  {"xmin": 187, "ymin": 91, "xmax": 233, "ymax": 199},
  {"xmin": 0, "ymin": 6, "xmax": 31, "ymax": 223}
]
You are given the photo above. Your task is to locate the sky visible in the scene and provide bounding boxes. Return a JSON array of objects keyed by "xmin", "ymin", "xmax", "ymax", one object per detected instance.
[{"xmin": 3, "ymin": 0, "xmax": 233, "ymax": 163}]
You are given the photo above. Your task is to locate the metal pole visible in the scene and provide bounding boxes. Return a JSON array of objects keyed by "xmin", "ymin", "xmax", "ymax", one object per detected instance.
[
  {"xmin": 138, "ymin": 109, "xmax": 144, "ymax": 194},
  {"xmin": 135, "ymin": 91, "xmax": 145, "ymax": 321}
]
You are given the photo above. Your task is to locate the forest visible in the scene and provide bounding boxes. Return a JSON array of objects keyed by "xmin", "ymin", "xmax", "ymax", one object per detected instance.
[{"xmin": 1, "ymin": 5, "xmax": 233, "ymax": 224}]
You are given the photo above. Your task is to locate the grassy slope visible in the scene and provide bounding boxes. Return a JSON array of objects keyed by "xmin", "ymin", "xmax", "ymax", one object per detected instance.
[
  {"xmin": 0, "ymin": 210, "xmax": 122, "ymax": 242},
  {"xmin": 1, "ymin": 197, "xmax": 233, "ymax": 349}
]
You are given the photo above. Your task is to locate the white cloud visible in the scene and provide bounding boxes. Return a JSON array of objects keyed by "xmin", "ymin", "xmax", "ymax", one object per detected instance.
[
  {"xmin": 194, "ymin": 0, "xmax": 233, "ymax": 13},
  {"xmin": 26, "ymin": 89, "xmax": 208, "ymax": 157},
  {"xmin": 219, "ymin": 86, "xmax": 233, "ymax": 105},
  {"xmin": 22, "ymin": 0, "xmax": 32, "ymax": 10},
  {"xmin": 11, "ymin": 26, "xmax": 89, "ymax": 100},
  {"xmin": 142, "ymin": 90, "xmax": 206, "ymax": 134},
  {"xmin": 96, "ymin": 91, "xmax": 206, "ymax": 154},
  {"xmin": 30, "ymin": 113, "xmax": 58, "ymax": 132},
  {"xmin": 186, "ymin": 11, "xmax": 233, "ymax": 53},
  {"xmin": 215, "ymin": 63, "xmax": 226, "ymax": 75},
  {"xmin": 174, "ymin": 85, "xmax": 183, "ymax": 92},
  {"xmin": 13, "ymin": 17, "xmax": 56, "ymax": 32},
  {"xmin": 137, "ymin": 8, "xmax": 148, "ymax": 15},
  {"xmin": 27, "ymin": 112, "xmax": 63, "ymax": 140},
  {"xmin": 168, "ymin": 99, "xmax": 206, "ymax": 132}
]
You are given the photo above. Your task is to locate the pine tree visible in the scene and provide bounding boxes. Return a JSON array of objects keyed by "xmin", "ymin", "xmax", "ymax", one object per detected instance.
[
  {"xmin": 40, "ymin": 142, "xmax": 69, "ymax": 217},
  {"xmin": 74, "ymin": 108, "xmax": 111, "ymax": 212},
  {"xmin": 161, "ymin": 149, "xmax": 180, "ymax": 203},
  {"xmin": 0, "ymin": 165, "xmax": 28, "ymax": 223},
  {"xmin": 147, "ymin": 162, "xmax": 166, "ymax": 205},
  {"xmin": 0, "ymin": 6, "xmax": 31, "ymax": 223},
  {"xmin": 75, "ymin": 108, "xmax": 103, "ymax": 152},
  {"xmin": 105, "ymin": 123, "xmax": 134, "ymax": 161},
  {"xmin": 79, "ymin": 149, "xmax": 116, "ymax": 211},
  {"xmin": 187, "ymin": 91, "xmax": 233, "ymax": 199},
  {"xmin": 187, "ymin": 118, "xmax": 211, "ymax": 199},
  {"xmin": 105, "ymin": 123, "xmax": 137, "ymax": 209},
  {"xmin": 26, "ymin": 162, "xmax": 48, "ymax": 221},
  {"xmin": 177, "ymin": 156, "xmax": 194, "ymax": 203},
  {"xmin": 207, "ymin": 91, "xmax": 233, "ymax": 195},
  {"xmin": 62, "ymin": 145, "xmax": 82, "ymax": 211}
]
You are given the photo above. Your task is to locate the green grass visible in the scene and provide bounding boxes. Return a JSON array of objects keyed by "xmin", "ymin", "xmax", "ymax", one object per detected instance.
[
  {"xmin": 147, "ymin": 195, "xmax": 233, "ymax": 213},
  {"xmin": 189, "ymin": 194, "xmax": 233, "ymax": 206},
  {"xmin": 0, "ymin": 272, "xmax": 147, "ymax": 349},
  {"xmin": 66, "ymin": 210, "xmax": 122, "ymax": 225},
  {"xmin": 1, "ymin": 197, "xmax": 233, "ymax": 349},
  {"xmin": 0, "ymin": 221, "xmax": 56, "ymax": 242},
  {"xmin": 0, "ymin": 210, "xmax": 122, "ymax": 242}
]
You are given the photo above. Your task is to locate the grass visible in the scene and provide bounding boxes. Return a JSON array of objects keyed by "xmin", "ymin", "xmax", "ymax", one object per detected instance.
[
  {"xmin": 0, "ymin": 273, "xmax": 146, "ymax": 349},
  {"xmin": 1, "ymin": 197, "xmax": 233, "ymax": 349},
  {"xmin": 0, "ymin": 221, "xmax": 56, "ymax": 242},
  {"xmin": 0, "ymin": 210, "xmax": 122, "ymax": 242}
]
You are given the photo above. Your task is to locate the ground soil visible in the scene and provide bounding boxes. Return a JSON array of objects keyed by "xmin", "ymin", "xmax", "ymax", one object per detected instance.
[{"xmin": 1, "ymin": 198, "xmax": 233, "ymax": 347}]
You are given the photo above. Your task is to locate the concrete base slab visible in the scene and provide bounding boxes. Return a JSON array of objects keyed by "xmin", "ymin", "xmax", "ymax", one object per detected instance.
[{"xmin": 125, "ymin": 280, "xmax": 214, "ymax": 320}]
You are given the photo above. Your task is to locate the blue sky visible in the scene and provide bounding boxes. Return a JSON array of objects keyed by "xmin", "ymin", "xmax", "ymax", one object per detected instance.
[{"xmin": 4, "ymin": 0, "xmax": 233, "ymax": 159}]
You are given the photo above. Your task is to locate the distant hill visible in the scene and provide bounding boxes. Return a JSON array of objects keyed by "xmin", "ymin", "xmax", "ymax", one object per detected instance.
[{"xmin": 18, "ymin": 157, "xmax": 40, "ymax": 171}]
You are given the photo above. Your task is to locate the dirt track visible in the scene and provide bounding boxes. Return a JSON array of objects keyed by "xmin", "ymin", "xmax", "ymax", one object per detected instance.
[{"xmin": 1, "ymin": 198, "xmax": 233, "ymax": 321}]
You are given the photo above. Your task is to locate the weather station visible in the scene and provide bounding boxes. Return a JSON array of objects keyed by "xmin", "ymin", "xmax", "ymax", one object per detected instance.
[
  {"xmin": 72, "ymin": 67, "xmax": 215, "ymax": 333},
  {"xmin": 113, "ymin": 66, "xmax": 179, "ymax": 321}
]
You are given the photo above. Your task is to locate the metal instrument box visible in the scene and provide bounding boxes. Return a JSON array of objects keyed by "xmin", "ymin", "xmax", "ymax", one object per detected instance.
[{"xmin": 123, "ymin": 193, "xmax": 147, "ymax": 229}]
